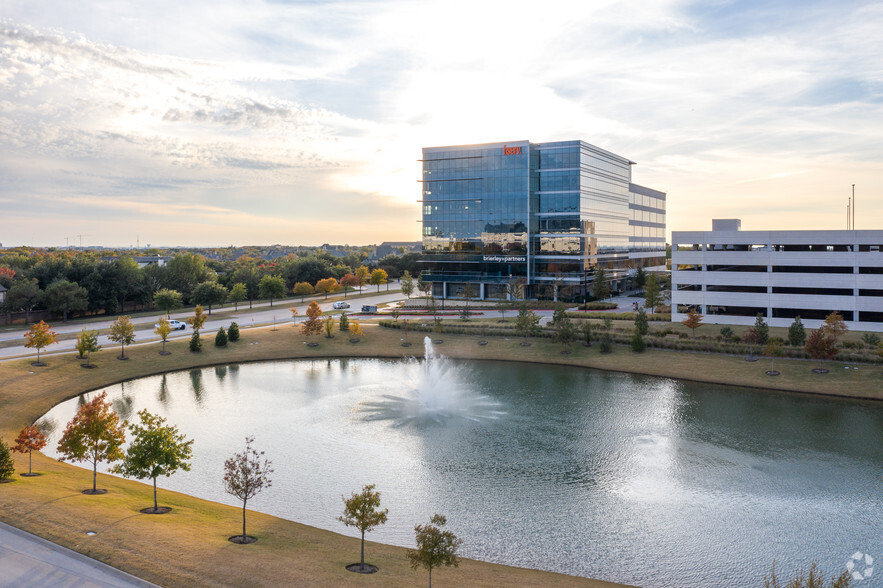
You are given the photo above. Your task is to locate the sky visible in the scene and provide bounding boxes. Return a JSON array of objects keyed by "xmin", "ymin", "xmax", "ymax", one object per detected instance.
[{"xmin": 1, "ymin": 0, "xmax": 881, "ymax": 248}]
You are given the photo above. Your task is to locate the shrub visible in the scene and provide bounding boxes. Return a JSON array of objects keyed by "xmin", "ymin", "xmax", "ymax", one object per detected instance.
[
  {"xmin": 630, "ymin": 331, "xmax": 645, "ymax": 353},
  {"xmin": 599, "ymin": 333, "xmax": 613, "ymax": 354},
  {"xmin": 228, "ymin": 322, "xmax": 240, "ymax": 342},
  {"xmin": 0, "ymin": 437, "xmax": 14, "ymax": 481},
  {"xmin": 215, "ymin": 327, "xmax": 228, "ymax": 347},
  {"xmin": 719, "ymin": 326, "xmax": 734, "ymax": 340},
  {"xmin": 189, "ymin": 331, "xmax": 202, "ymax": 352},
  {"xmin": 581, "ymin": 302, "xmax": 618, "ymax": 311}
]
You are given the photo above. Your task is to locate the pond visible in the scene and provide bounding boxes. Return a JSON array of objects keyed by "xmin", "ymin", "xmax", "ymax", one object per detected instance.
[{"xmin": 40, "ymin": 349, "xmax": 883, "ymax": 587}]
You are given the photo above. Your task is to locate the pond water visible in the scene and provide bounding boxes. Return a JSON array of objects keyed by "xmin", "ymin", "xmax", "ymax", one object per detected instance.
[{"xmin": 40, "ymin": 353, "xmax": 883, "ymax": 587}]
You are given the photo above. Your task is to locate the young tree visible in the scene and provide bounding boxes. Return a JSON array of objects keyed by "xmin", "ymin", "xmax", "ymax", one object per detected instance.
[
  {"xmin": 554, "ymin": 313, "xmax": 577, "ymax": 352},
  {"xmin": 407, "ymin": 514, "xmax": 462, "ymax": 588},
  {"xmin": 338, "ymin": 312, "xmax": 349, "ymax": 333},
  {"xmin": 112, "ymin": 410, "xmax": 193, "ymax": 513},
  {"xmin": 681, "ymin": 309, "xmax": 704, "ymax": 337},
  {"xmin": 153, "ymin": 288, "xmax": 183, "ymax": 318},
  {"xmin": 76, "ymin": 327, "xmax": 101, "ymax": 365},
  {"xmin": 753, "ymin": 314, "xmax": 770, "ymax": 345},
  {"xmin": 57, "ymin": 391, "xmax": 127, "ymax": 494},
  {"xmin": 400, "ymin": 270, "xmax": 415, "ymax": 299},
  {"xmin": 228, "ymin": 322, "xmax": 240, "ymax": 342},
  {"xmin": 302, "ymin": 301, "xmax": 323, "ymax": 339},
  {"xmin": 763, "ymin": 338, "xmax": 783, "ymax": 374},
  {"xmin": 0, "ymin": 437, "xmax": 14, "ymax": 481},
  {"xmin": 155, "ymin": 319, "xmax": 172, "ymax": 355},
  {"xmin": 349, "ymin": 320, "xmax": 364, "ymax": 341},
  {"xmin": 13, "ymin": 424, "xmax": 47, "ymax": 476},
  {"xmin": 108, "ymin": 315, "xmax": 136, "ymax": 360},
  {"xmin": 292, "ymin": 281, "xmax": 314, "ymax": 302},
  {"xmin": 43, "ymin": 279, "xmax": 88, "ymax": 322},
  {"xmin": 223, "ymin": 436, "xmax": 273, "ymax": 544},
  {"xmin": 805, "ymin": 328, "xmax": 838, "ymax": 372},
  {"xmin": 188, "ymin": 305, "xmax": 207, "ymax": 333},
  {"xmin": 417, "ymin": 275, "xmax": 432, "ymax": 308},
  {"xmin": 6, "ymin": 278, "xmax": 42, "ymax": 323},
  {"xmin": 630, "ymin": 330, "xmax": 646, "ymax": 353},
  {"xmin": 369, "ymin": 269, "xmax": 388, "ymax": 293},
  {"xmin": 338, "ymin": 484, "xmax": 389, "ymax": 572},
  {"xmin": 191, "ymin": 281, "xmax": 228, "ymax": 315},
  {"xmin": 323, "ymin": 316, "xmax": 336, "ymax": 338},
  {"xmin": 580, "ymin": 321, "xmax": 593, "ymax": 347},
  {"xmin": 742, "ymin": 328, "xmax": 761, "ymax": 359},
  {"xmin": 787, "ymin": 316, "xmax": 806, "ymax": 347},
  {"xmin": 23, "ymin": 320, "xmax": 59, "ymax": 366},
  {"xmin": 719, "ymin": 326, "xmax": 735, "ymax": 341},
  {"xmin": 861, "ymin": 333, "xmax": 881, "ymax": 349},
  {"xmin": 821, "ymin": 311, "xmax": 848, "ymax": 339},
  {"xmin": 315, "ymin": 277, "xmax": 339, "ymax": 299},
  {"xmin": 515, "ymin": 304, "xmax": 540, "ymax": 343},
  {"xmin": 591, "ymin": 267, "xmax": 611, "ymax": 301},
  {"xmin": 189, "ymin": 331, "xmax": 202, "ymax": 353},
  {"xmin": 258, "ymin": 275, "xmax": 287, "ymax": 307},
  {"xmin": 228, "ymin": 282, "xmax": 248, "ymax": 311},
  {"xmin": 339, "ymin": 273, "xmax": 359, "ymax": 298},
  {"xmin": 599, "ymin": 332, "xmax": 614, "ymax": 353},
  {"xmin": 215, "ymin": 326, "xmax": 228, "ymax": 347},
  {"xmin": 634, "ymin": 308, "xmax": 649, "ymax": 335},
  {"xmin": 643, "ymin": 273, "xmax": 662, "ymax": 313},
  {"xmin": 635, "ymin": 266, "xmax": 647, "ymax": 289}
]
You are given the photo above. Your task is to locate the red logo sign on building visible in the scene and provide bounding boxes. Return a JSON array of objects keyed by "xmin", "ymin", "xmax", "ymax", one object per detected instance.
[{"xmin": 503, "ymin": 145, "xmax": 522, "ymax": 155}]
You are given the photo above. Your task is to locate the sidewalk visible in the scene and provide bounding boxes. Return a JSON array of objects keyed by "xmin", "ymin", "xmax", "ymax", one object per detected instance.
[{"xmin": 0, "ymin": 521, "xmax": 158, "ymax": 588}]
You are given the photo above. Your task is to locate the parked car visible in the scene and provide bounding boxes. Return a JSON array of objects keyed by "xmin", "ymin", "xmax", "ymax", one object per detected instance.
[
  {"xmin": 332, "ymin": 301, "xmax": 350, "ymax": 309},
  {"xmin": 155, "ymin": 319, "xmax": 187, "ymax": 330}
]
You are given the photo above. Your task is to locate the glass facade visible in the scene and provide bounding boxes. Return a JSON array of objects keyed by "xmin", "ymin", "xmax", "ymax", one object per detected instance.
[{"xmin": 421, "ymin": 140, "xmax": 666, "ymax": 299}]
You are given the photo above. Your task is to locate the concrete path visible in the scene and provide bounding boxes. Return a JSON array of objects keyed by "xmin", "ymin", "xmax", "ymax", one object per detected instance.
[{"xmin": 0, "ymin": 521, "xmax": 158, "ymax": 588}]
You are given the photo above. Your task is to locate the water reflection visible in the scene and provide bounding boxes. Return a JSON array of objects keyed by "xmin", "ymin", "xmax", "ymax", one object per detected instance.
[{"xmin": 189, "ymin": 369, "xmax": 203, "ymax": 404}]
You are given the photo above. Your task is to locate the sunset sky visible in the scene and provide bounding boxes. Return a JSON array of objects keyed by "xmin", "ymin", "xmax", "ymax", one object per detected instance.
[{"xmin": 1, "ymin": 0, "xmax": 881, "ymax": 247}]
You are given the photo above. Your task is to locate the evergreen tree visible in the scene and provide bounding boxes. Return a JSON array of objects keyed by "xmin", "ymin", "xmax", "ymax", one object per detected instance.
[
  {"xmin": 0, "ymin": 437, "xmax": 14, "ymax": 481},
  {"xmin": 592, "ymin": 267, "xmax": 611, "ymax": 301},
  {"xmin": 338, "ymin": 312, "xmax": 349, "ymax": 333},
  {"xmin": 228, "ymin": 322, "xmax": 240, "ymax": 342},
  {"xmin": 215, "ymin": 327, "xmax": 228, "ymax": 347},
  {"xmin": 754, "ymin": 314, "xmax": 770, "ymax": 345},
  {"xmin": 643, "ymin": 273, "xmax": 663, "ymax": 313},
  {"xmin": 634, "ymin": 308, "xmax": 649, "ymax": 335},
  {"xmin": 631, "ymin": 331, "xmax": 646, "ymax": 353},
  {"xmin": 599, "ymin": 333, "xmax": 613, "ymax": 354},
  {"xmin": 787, "ymin": 316, "xmax": 806, "ymax": 347},
  {"xmin": 189, "ymin": 331, "xmax": 202, "ymax": 352}
]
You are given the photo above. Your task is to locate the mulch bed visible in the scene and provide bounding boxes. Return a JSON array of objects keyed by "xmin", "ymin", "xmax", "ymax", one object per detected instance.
[
  {"xmin": 766, "ymin": 371, "xmax": 780, "ymax": 376},
  {"xmin": 20, "ymin": 473, "xmax": 42, "ymax": 477},
  {"xmin": 140, "ymin": 507, "xmax": 172, "ymax": 515},
  {"xmin": 82, "ymin": 489, "xmax": 108, "ymax": 495},
  {"xmin": 228, "ymin": 535, "xmax": 258, "ymax": 545},
  {"xmin": 812, "ymin": 368, "xmax": 830, "ymax": 374},
  {"xmin": 346, "ymin": 563, "xmax": 378, "ymax": 574}
]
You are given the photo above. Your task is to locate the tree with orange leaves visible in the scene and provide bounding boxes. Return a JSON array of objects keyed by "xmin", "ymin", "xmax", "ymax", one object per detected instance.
[
  {"xmin": 13, "ymin": 424, "xmax": 47, "ymax": 476},
  {"xmin": 23, "ymin": 320, "xmax": 59, "ymax": 366},
  {"xmin": 57, "ymin": 391, "xmax": 127, "ymax": 494}
]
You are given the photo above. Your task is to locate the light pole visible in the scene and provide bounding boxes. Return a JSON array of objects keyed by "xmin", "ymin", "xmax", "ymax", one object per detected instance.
[{"xmin": 852, "ymin": 184, "xmax": 855, "ymax": 230}]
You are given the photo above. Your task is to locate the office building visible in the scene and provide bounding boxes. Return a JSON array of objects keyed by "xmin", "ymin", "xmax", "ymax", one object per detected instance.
[{"xmin": 420, "ymin": 140, "xmax": 666, "ymax": 299}]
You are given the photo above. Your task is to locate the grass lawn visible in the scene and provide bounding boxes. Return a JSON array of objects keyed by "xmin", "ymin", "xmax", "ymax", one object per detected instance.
[{"xmin": 1, "ymin": 323, "xmax": 881, "ymax": 586}]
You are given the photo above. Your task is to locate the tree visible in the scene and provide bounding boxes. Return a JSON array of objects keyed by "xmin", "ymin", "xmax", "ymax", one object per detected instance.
[
  {"xmin": 43, "ymin": 279, "xmax": 88, "ymax": 322},
  {"xmin": 591, "ymin": 266, "xmax": 611, "ymax": 301},
  {"xmin": 189, "ymin": 331, "xmax": 202, "ymax": 352},
  {"xmin": 599, "ymin": 332, "xmax": 614, "ymax": 353},
  {"xmin": 861, "ymin": 333, "xmax": 881, "ymax": 349},
  {"xmin": 228, "ymin": 282, "xmax": 248, "ymax": 311},
  {"xmin": 155, "ymin": 319, "xmax": 172, "ymax": 355},
  {"xmin": 338, "ymin": 484, "xmax": 389, "ymax": 572},
  {"xmin": 259, "ymin": 275, "xmax": 286, "ymax": 307},
  {"xmin": 805, "ymin": 328, "xmax": 838, "ymax": 372},
  {"xmin": 635, "ymin": 266, "xmax": 647, "ymax": 289},
  {"xmin": 188, "ymin": 305, "xmax": 207, "ymax": 333},
  {"xmin": 355, "ymin": 266, "xmax": 369, "ymax": 290},
  {"xmin": 580, "ymin": 321, "xmax": 593, "ymax": 347},
  {"xmin": 742, "ymin": 328, "xmax": 761, "ymax": 359},
  {"xmin": 228, "ymin": 322, "xmax": 240, "ymax": 342},
  {"xmin": 6, "ymin": 278, "xmax": 42, "ymax": 323},
  {"xmin": 754, "ymin": 314, "xmax": 770, "ymax": 345},
  {"xmin": 0, "ymin": 437, "xmax": 14, "ymax": 481},
  {"xmin": 13, "ymin": 424, "xmax": 47, "ymax": 476},
  {"xmin": 515, "ymin": 304, "xmax": 540, "ymax": 343},
  {"xmin": 108, "ymin": 315, "xmax": 135, "ymax": 359},
  {"xmin": 191, "ymin": 281, "xmax": 228, "ymax": 315},
  {"xmin": 292, "ymin": 281, "xmax": 314, "ymax": 302},
  {"xmin": 763, "ymin": 338, "xmax": 783, "ymax": 374},
  {"xmin": 302, "ymin": 301, "xmax": 323, "ymax": 338},
  {"xmin": 401, "ymin": 270, "xmax": 414, "ymax": 299},
  {"xmin": 417, "ymin": 275, "xmax": 432, "ymax": 307},
  {"xmin": 720, "ymin": 326, "xmax": 735, "ymax": 342},
  {"xmin": 821, "ymin": 311, "xmax": 848, "ymax": 339},
  {"xmin": 112, "ymin": 410, "xmax": 193, "ymax": 513},
  {"xmin": 349, "ymin": 321, "xmax": 364, "ymax": 340},
  {"xmin": 323, "ymin": 316, "xmax": 336, "ymax": 338},
  {"xmin": 77, "ymin": 328, "xmax": 101, "ymax": 366},
  {"xmin": 223, "ymin": 436, "xmax": 273, "ymax": 544},
  {"xmin": 634, "ymin": 308, "xmax": 649, "ymax": 335},
  {"xmin": 165, "ymin": 252, "xmax": 212, "ymax": 303},
  {"xmin": 339, "ymin": 273, "xmax": 359, "ymax": 298},
  {"xmin": 631, "ymin": 331, "xmax": 646, "ymax": 353},
  {"xmin": 407, "ymin": 514, "xmax": 462, "ymax": 588},
  {"xmin": 338, "ymin": 312, "xmax": 349, "ymax": 333},
  {"xmin": 643, "ymin": 273, "xmax": 662, "ymax": 313},
  {"xmin": 215, "ymin": 327, "xmax": 228, "ymax": 347},
  {"xmin": 787, "ymin": 316, "xmax": 806, "ymax": 347},
  {"xmin": 369, "ymin": 269, "xmax": 388, "ymax": 293},
  {"xmin": 553, "ymin": 312, "xmax": 577, "ymax": 352},
  {"xmin": 315, "ymin": 277, "xmax": 339, "ymax": 299},
  {"xmin": 57, "ymin": 391, "xmax": 127, "ymax": 493},
  {"xmin": 23, "ymin": 320, "xmax": 59, "ymax": 366},
  {"xmin": 681, "ymin": 309, "xmax": 704, "ymax": 337},
  {"xmin": 153, "ymin": 288, "xmax": 183, "ymax": 317}
]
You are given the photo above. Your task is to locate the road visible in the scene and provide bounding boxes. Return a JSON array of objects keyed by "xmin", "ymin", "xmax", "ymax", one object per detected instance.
[{"xmin": 0, "ymin": 289, "xmax": 405, "ymax": 360}]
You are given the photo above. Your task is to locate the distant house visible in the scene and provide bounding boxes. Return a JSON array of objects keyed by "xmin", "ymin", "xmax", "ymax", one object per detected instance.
[
  {"xmin": 368, "ymin": 241, "xmax": 421, "ymax": 262},
  {"xmin": 0, "ymin": 283, "xmax": 6, "ymax": 304},
  {"xmin": 101, "ymin": 255, "xmax": 169, "ymax": 268}
]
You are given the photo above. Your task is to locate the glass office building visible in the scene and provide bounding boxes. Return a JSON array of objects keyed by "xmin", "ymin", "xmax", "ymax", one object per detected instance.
[{"xmin": 421, "ymin": 140, "xmax": 666, "ymax": 299}]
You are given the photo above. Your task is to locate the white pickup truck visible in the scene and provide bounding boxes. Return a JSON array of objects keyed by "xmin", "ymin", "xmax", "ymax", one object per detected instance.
[{"xmin": 155, "ymin": 319, "xmax": 187, "ymax": 330}]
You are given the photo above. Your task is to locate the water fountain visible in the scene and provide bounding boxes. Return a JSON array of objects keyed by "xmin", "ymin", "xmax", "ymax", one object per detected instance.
[{"xmin": 359, "ymin": 337, "xmax": 505, "ymax": 426}]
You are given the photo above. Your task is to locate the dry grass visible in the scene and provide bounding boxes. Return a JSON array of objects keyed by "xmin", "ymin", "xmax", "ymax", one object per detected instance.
[{"xmin": 1, "ymin": 323, "xmax": 881, "ymax": 587}]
